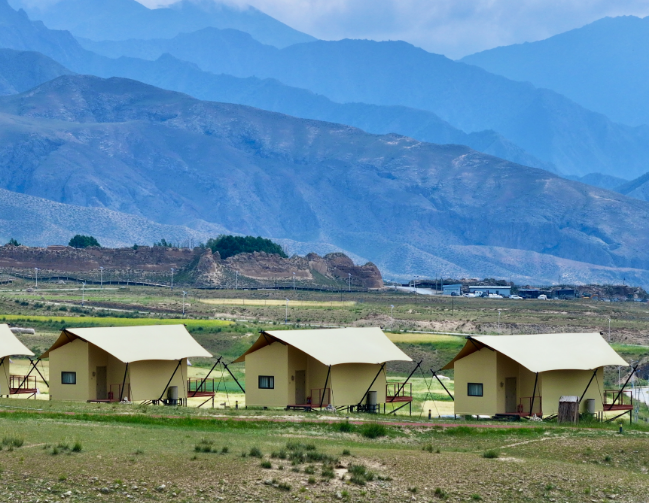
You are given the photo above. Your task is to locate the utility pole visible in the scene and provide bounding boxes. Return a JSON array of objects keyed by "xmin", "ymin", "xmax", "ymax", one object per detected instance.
[
  {"xmin": 498, "ymin": 309, "xmax": 502, "ymax": 333},
  {"xmin": 293, "ymin": 272, "xmax": 296, "ymax": 291},
  {"xmin": 170, "ymin": 268, "xmax": 174, "ymax": 290},
  {"xmin": 348, "ymin": 273, "xmax": 351, "ymax": 292},
  {"xmin": 182, "ymin": 291, "xmax": 187, "ymax": 316},
  {"xmin": 235, "ymin": 271, "xmax": 238, "ymax": 290},
  {"xmin": 100, "ymin": 266, "xmax": 104, "ymax": 289},
  {"xmin": 285, "ymin": 298, "xmax": 289, "ymax": 324},
  {"xmin": 390, "ymin": 305, "xmax": 394, "ymax": 317},
  {"xmin": 34, "ymin": 267, "xmax": 39, "ymax": 289},
  {"xmin": 81, "ymin": 282, "xmax": 86, "ymax": 306},
  {"xmin": 608, "ymin": 318, "xmax": 611, "ymax": 342}
]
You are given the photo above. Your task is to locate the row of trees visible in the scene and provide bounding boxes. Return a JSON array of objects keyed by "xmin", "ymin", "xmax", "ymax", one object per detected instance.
[{"xmin": 4, "ymin": 234, "xmax": 288, "ymax": 259}]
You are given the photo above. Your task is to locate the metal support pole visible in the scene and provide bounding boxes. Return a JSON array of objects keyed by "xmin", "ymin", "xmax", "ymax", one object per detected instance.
[
  {"xmin": 192, "ymin": 357, "xmax": 222, "ymax": 397},
  {"xmin": 529, "ymin": 373, "xmax": 539, "ymax": 416},
  {"xmin": 157, "ymin": 360, "xmax": 181, "ymax": 402},
  {"xmin": 357, "ymin": 363, "xmax": 385, "ymax": 409},
  {"xmin": 579, "ymin": 368, "xmax": 599, "ymax": 403},
  {"xmin": 320, "ymin": 365, "xmax": 331, "ymax": 408},
  {"xmin": 222, "ymin": 361, "xmax": 245, "ymax": 393},
  {"xmin": 119, "ymin": 363, "xmax": 129, "ymax": 401},
  {"xmin": 431, "ymin": 369, "xmax": 454, "ymax": 401}
]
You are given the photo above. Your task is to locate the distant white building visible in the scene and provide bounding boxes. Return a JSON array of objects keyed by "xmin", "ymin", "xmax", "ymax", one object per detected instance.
[
  {"xmin": 469, "ymin": 286, "xmax": 511, "ymax": 297},
  {"xmin": 442, "ymin": 284, "xmax": 462, "ymax": 296}
]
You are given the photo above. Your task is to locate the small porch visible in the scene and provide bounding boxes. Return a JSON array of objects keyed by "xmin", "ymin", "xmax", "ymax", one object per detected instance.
[
  {"xmin": 88, "ymin": 383, "xmax": 132, "ymax": 403},
  {"xmin": 9, "ymin": 375, "xmax": 39, "ymax": 398},
  {"xmin": 286, "ymin": 387, "xmax": 331, "ymax": 411},
  {"xmin": 604, "ymin": 389, "xmax": 633, "ymax": 411}
]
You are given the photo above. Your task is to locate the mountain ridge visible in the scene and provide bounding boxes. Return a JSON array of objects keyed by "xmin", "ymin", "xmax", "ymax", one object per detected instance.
[
  {"xmin": 0, "ymin": 74, "xmax": 649, "ymax": 284},
  {"xmin": 461, "ymin": 16, "xmax": 649, "ymax": 127},
  {"xmin": 9, "ymin": 0, "xmax": 315, "ymax": 48}
]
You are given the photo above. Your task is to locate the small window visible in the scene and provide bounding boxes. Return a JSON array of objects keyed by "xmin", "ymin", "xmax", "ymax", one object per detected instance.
[
  {"xmin": 467, "ymin": 383, "xmax": 483, "ymax": 396},
  {"xmin": 61, "ymin": 372, "xmax": 77, "ymax": 385},
  {"xmin": 258, "ymin": 375, "xmax": 274, "ymax": 389}
]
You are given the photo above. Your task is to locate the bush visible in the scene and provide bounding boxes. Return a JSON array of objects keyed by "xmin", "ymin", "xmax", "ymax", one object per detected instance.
[
  {"xmin": 359, "ymin": 423, "xmax": 387, "ymax": 439},
  {"xmin": 321, "ymin": 466, "xmax": 335, "ymax": 479},
  {"xmin": 72, "ymin": 441, "xmax": 82, "ymax": 452},
  {"xmin": 277, "ymin": 482, "xmax": 291, "ymax": 491},
  {"xmin": 482, "ymin": 450, "xmax": 499, "ymax": 459},
  {"xmin": 206, "ymin": 235, "xmax": 287, "ymax": 260},
  {"xmin": 260, "ymin": 460, "xmax": 272, "ymax": 469},
  {"xmin": 2, "ymin": 436, "xmax": 24, "ymax": 448},
  {"xmin": 434, "ymin": 487, "xmax": 448, "ymax": 499},
  {"xmin": 249, "ymin": 447, "xmax": 263, "ymax": 458},
  {"xmin": 342, "ymin": 449, "xmax": 351, "ymax": 456},
  {"xmin": 69, "ymin": 234, "xmax": 101, "ymax": 248},
  {"xmin": 334, "ymin": 420, "xmax": 354, "ymax": 433}
]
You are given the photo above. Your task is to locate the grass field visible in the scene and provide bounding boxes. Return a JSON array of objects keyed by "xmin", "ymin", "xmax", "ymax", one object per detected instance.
[
  {"xmin": 200, "ymin": 298, "xmax": 356, "ymax": 307},
  {"xmin": 1, "ymin": 401, "xmax": 649, "ymax": 502}
]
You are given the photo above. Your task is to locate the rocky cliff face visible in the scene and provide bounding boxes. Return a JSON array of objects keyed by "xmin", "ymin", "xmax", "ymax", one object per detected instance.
[{"xmin": 0, "ymin": 245, "xmax": 382, "ymax": 288}]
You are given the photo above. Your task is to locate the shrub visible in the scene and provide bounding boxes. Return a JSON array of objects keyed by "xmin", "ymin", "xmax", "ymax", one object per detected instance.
[
  {"xmin": 271, "ymin": 450, "xmax": 287, "ymax": 459},
  {"xmin": 69, "ymin": 234, "xmax": 101, "ymax": 248},
  {"xmin": 277, "ymin": 482, "xmax": 291, "ymax": 491},
  {"xmin": 260, "ymin": 460, "xmax": 272, "ymax": 469},
  {"xmin": 221, "ymin": 446, "xmax": 229, "ymax": 454},
  {"xmin": 304, "ymin": 465, "xmax": 316, "ymax": 475},
  {"xmin": 360, "ymin": 423, "xmax": 387, "ymax": 439},
  {"xmin": 423, "ymin": 443, "xmax": 434, "ymax": 453},
  {"xmin": 2, "ymin": 436, "xmax": 24, "ymax": 448},
  {"xmin": 482, "ymin": 450, "xmax": 499, "ymax": 459},
  {"xmin": 342, "ymin": 449, "xmax": 351, "ymax": 456},
  {"xmin": 249, "ymin": 447, "xmax": 263, "ymax": 458},
  {"xmin": 205, "ymin": 235, "xmax": 287, "ymax": 260},
  {"xmin": 308, "ymin": 476, "xmax": 316, "ymax": 485},
  {"xmin": 72, "ymin": 441, "xmax": 82, "ymax": 452},
  {"xmin": 471, "ymin": 494, "xmax": 482, "ymax": 500},
  {"xmin": 434, "ymin": 487, "xmax": 448, "ymax": 499},
  {"xmin": 321, "ymin": 466, "xmax": 335, "ymax": 479},
  {"xmin": 335, "ymin": 420, "xmax": 354, "ymax": 433}
]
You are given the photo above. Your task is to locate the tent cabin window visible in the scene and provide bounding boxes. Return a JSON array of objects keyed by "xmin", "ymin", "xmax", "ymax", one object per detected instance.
[
  {"xmin": 258, "ymin": 375, "xmax": 274, "ymax": 389},
  {"xmin": 61, "ymin": 372, "xmax": 77, "ymax": 385},
  {"xmin": 467, "ymin": 383, "xmax": 483, "ymax": 397}
]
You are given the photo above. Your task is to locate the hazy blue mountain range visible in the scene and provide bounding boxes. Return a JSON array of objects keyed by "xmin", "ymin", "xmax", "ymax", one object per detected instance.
[
  {"xmin": 0, "ymin": 47, "xmax": 70, "ymax": 94},
  {"xmin": 1, "ymin": 74, "xmax": 649, "ymax": 285},
  {"xmin": 71, "ymin": 26, "xmax": 649, "ymax": 178},
  {"xmin": 563, "ymin": 173, "xmax": 629, "ymax": 191},
  {"xmin": 462, "ymin": 16, "xmax": 649, "ymax": 127},
  {"xmin": 0, "ymin": 187, "xmax": 229, "ymax": 248},
  {"xmin": 0, "ymin": 1, "xmax": 554, "ymax": 172},
  {"xmin": 9, "ymin": 0, "xmax": 314, "ymax": 48},
  {"xmin": 616, "ymin": 173, "xmax": 649, "ymax": 202}
]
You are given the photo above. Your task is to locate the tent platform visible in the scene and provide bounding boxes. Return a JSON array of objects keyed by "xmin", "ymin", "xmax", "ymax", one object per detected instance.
[
  {"xmin": 605, "ymin": 404, "xmax": 633, "ymax": 411},
  {"xmin": 386, "ymin": 395, "xmax": 413, "ymax": 403}
]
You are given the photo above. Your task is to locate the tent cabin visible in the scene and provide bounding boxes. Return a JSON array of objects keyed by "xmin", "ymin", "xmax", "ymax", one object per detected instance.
[
  {"xmin": 234, "ymin": 327, "xmax": 412, "ymax": 411},
  {"xmin": 0, "ymin": 324, "xmax": 37, "ymax": 397},
  {"xmin": 443, "ymin": 333, "xmax": 630, "ymax": 419},
  {"xmin": 41, "ymin": 325, "xmax": 211, "ymax": 404}
]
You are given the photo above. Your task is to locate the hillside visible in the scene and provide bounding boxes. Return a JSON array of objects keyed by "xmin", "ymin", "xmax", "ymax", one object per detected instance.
[
  {"xmin": 0, "ymin": 186, "xmax": 226, "ymax": 248},
  {"xmin": 71, "ymin": 27, "xmax": 649, "ymax": 178},
  {"xmin": 2, "ymin": 75, "xmax": 649, "ymax": 284},
  {"xmin": 0, "ymin": 48, "xmax": 71, "ymax": 95},
  {"xmin": 462, "ymin": 16, "xmax": 649, "ymax": 127},
  {"xmin": 9, "ymin": 0, "xmax": 315, "ymax": 48}
]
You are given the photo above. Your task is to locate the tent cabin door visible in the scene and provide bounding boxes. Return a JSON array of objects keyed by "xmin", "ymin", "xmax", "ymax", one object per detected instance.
[
  {"xmin": 96, "ymin": 366, "xmax": 108, "ymax": 400},
  {"xmin": 295, "ymin": 370, "xmax": 306, "ymax": 404},
  {"xmin": 505, "ymin": 377, "xmax": 517, "ymax": 413}
]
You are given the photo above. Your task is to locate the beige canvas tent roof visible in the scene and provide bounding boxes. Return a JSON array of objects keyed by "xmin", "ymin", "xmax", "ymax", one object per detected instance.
[
  {"xmin": 442, "ymin": 333, "xmax": 628, "ymax": 373},
  {"xmin": 234, "ymin": 327, "xmax": 412, "ymax": 366},
  {"xmin": 41, "ymin": 325, "xmax": 211, "ymax": 362},
  {"xmin": 0, "ymin": 323, "xmax": 34, "ymax": 359}
]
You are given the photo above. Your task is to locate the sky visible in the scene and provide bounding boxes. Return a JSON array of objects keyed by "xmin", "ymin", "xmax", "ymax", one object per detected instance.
[{"xmin": 134, "ymin": 0, "xmax": 649, "ymax": 59}]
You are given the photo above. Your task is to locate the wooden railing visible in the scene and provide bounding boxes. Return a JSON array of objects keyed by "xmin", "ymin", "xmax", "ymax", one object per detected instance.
[
  {"xmin": 188, "ymin": 378, "xmax": 217, "ymax": 396},
  {"xmin": 310, "ymin": 388, "xmax": 331, "ymax": 406},
  {"xmin": 386, "ymin": 382, "xmax": 413, "ymax": 402},
  {"xmin": 604, "ymin": 389, "xmax": 633, "ymax": 410},
  {"xmin": 9, "ymin": 375, "xmax": 37, "ymax": 393},
  {"xmin": 518, "ymin": 396, "xmax": 542, "ymax": 416}
]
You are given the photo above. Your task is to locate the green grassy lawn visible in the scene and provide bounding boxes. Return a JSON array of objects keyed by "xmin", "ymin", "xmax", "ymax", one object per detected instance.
[{"xmin": 0, "ymin": 401, "xmax": 649, "ymax": 502}]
